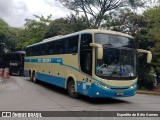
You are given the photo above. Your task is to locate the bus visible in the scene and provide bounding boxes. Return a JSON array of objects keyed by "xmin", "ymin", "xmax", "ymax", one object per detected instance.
[
  {"xmin": 1, "ymin": 51, "xmax": 25, "ymax": 75},
  {"xmin": 24, "ymin": 29, "xmax": 152, "ymax": 98}
]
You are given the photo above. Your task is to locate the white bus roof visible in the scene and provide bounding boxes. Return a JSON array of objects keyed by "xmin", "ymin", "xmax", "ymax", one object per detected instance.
[{"xmin": 27, "ymin": 29, "xmax": 133, "ymax": 48}]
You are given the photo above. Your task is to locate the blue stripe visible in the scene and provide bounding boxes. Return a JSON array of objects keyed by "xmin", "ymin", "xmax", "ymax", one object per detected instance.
[
  {"xmin": 25, "ymin": 58, "xmax": 63, "ymax": 64},
  {"xmin": 37, "ymin": 72, "xmax": 66, "ymax": 88},
  {"xmin": 25, "ymin": 58, "xmax": 79, "ymax": 72}
]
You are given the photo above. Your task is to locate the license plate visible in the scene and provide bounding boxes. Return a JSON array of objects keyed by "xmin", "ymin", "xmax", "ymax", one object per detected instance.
[{"xmin": 116, "ymin": 92, "xmax": 124, "ymax": 96}]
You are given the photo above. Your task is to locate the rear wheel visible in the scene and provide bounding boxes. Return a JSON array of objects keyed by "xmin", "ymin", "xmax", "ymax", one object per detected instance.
[
  {"xmin": 67, "ymin": 80, "xmax": 79, "ymax": 98},
  {"xmin": 29, "ymin": 71, "xmax": 32, "ymax": 81},
  {"xmin": 32, "ymin": 72, "xmax": 37, "ymax": 83}
]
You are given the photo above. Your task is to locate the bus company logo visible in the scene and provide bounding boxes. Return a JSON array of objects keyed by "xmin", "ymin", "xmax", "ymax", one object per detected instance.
[
  {"xmin": 2, "ymin": 112, "xmax": 11, "ymax": 117},
  {"xmin": 38, "ymin": 58, "xmax": 51, "ymax": 63}
]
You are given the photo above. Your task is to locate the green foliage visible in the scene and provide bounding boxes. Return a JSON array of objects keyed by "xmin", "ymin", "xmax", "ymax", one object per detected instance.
[
  {"xmin": 0, "ymin": 19, "xmax": 8, "ymax": 42},
  {"xmin": 144, "ymin": 6, "xmax": 160, "ymax": 56},
  {"xmin": 44, "ymin": 18, "xmax": 70, "ymax": 38},
  {"xmin": 138, "ymin": 73, "xmax": 155, "ymax": 90},
  {"xmin": 137, "ymin": 54, "xmax": 155, "ymax": 90},
  {"xmin": 16, "ymin": 15, "xmax": 52, "ymax": 49},
  {"xmin": 44, "ymin": 14, "xmax": 89, "ymax": 38},
  {"xmin": 0, "ymin": 19, "xmax": 22, "ymax": 54},
  {"xmin": 143, "ymin": 6, "xmax": 160, "ymax": 76}
]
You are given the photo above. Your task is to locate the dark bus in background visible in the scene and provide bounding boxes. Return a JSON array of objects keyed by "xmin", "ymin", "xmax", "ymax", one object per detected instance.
[{"xmin": 0, "ymin": 51, "xmax": 25, "ymax": 75}]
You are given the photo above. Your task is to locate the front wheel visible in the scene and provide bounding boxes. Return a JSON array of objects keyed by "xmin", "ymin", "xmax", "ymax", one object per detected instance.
[{"xmin": 67, "ymin": 80, "xmax": 79, "ymax": 98}]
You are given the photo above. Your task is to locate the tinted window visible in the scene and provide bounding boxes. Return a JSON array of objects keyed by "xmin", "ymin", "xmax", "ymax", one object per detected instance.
[
  {"xmin": 95, "ymin": 34, "xmax": 135, "ymax": 48},
  {"xmin": 54, "ymin": 40, "xmax": 64, "ymax": 54},
  {"xmin": 48, "ymin": 42, "xmax": 55, "ymax": 55},
  {"xmin": 80, "ymin": 34, "xmax": 92, "ymax": 50},
  {"xmin": 80, "ymin": 34, "xmax": 92, "ymax": 75},
  {"xmin": 26, "ymin": 48, "xmax": 30, "ymax": 56},
  {"xmin": 26, "ymin": 35, "xmax": 79, "ymax": 56},
  {"xmin": 65, "ymin": 35, "xmax": 79, "ymax": 53}
]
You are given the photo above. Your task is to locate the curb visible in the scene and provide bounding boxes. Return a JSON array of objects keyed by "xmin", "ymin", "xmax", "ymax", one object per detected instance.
[{"xmin": 136, "ymin": 91, "xmax": 160, "ymax": 95}]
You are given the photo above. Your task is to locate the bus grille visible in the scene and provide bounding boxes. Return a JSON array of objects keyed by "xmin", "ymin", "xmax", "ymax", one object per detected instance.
[{"xmin": 111, "ymin": 88, "xmax": 129, "ymax": 90}]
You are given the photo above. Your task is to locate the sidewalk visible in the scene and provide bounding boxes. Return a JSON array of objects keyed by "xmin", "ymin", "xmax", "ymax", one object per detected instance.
[
  {"xmin": 137, "ymin": 90, "xmax": 160, "ymax": 95},
  {"xmin": 137, "ymin": 86, "xmax": 160, "ymax": 95}
]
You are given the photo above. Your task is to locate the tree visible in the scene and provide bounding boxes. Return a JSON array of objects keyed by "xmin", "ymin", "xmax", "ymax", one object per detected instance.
[
  {"xmin": 44, "ymin": 14, "xmax": 89, "ymax": 38},
  {"xmin": 58, "ymin": 0, "xmax": 144, "ymax": 28},
  {"xmin": 144, "ymin": 6, "xmax": 160, "ymax": 75},
  {"xmin": 16, "ymin": 15, "xmax": 52, "ymax": 49},
  {"xmin": 144, "ymin": 6, "xmax": 160, "ymax": 55},
  {"xmin": 0, "ymin": 19, "xmax": 8, "ymax": 54},
  {"xmin": 44, "ymin": 18, "xmax": 69, "ymax": 39},
  {"xmin": 0, "ymin": 19, "xmax": 21, "ymax": 53}
]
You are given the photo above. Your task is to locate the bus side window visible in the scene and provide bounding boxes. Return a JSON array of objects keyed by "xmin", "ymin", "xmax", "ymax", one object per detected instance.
[
  {"xmin": 34, "ymin": 46, "xmax": 39, "ymax": 56},
  {"xmin": 54, "ymin": 40, "xmax": 64, "ymax": 54},
  {"xmin": 40, "ymin": 44, "xmax": 46, "ymax": 55},
  {"xmin": 80, "ymin": 34, "xmax": 92, "ymax": 75},
  {"xmin": 64, "ymin": 39, "xmax": 69, "ymax": 54},
  {"xmin": 67, "ymin": 35, "xmax": 79, "ymax": 53},
  {"xmin": 26, "ymin": 48, "xmax": 30, "ymax": 56}
]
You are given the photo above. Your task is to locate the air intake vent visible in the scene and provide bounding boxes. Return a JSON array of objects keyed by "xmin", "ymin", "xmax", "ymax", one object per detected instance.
[{"xmin": 111, "ymin": 88, "xmax": 128, "ymax": 90}]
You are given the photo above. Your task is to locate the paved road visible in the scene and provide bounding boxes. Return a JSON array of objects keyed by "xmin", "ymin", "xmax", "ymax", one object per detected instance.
[{"xmin": 0, "ymin": 76, "xmax": 160, "ymax": 120}]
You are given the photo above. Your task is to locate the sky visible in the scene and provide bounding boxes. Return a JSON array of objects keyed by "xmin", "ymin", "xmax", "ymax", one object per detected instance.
[{"xmin": 0, "ymin": 0, "xmax": 71, "ymax": 28}]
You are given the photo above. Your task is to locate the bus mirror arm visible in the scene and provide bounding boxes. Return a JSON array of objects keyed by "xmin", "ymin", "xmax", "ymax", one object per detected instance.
[
  {"xmin": 137, "ymin": 49, "xmax": 152, "ymax": 63},
  {"xmin": 90, "ymin": 43, "xmax": 103, "ymax": 59}
]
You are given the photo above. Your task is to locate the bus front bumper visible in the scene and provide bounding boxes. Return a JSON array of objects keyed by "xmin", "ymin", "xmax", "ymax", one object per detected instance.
[{"xmin": 90, "ymin": 83, "xmax": 137, "ymax": 98}]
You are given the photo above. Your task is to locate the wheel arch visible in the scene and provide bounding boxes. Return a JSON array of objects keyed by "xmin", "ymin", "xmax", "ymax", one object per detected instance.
[{"xmin": 65, "ymin": 75, "xmax": 77, "ymax": 92}]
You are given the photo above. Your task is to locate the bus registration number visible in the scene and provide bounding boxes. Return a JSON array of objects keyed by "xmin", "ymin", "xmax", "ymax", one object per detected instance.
[{"xmin": 116, "ymin": 92, "xmax": 124, "ymax": 96}]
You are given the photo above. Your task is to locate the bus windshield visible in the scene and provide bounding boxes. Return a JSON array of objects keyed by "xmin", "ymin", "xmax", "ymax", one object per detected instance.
[{"xmin": 95, "ymin": 33, "xmax": 137, "ymax": 80}]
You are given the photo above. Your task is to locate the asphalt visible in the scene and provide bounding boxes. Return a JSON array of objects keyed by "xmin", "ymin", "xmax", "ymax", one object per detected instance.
[{"xmin": 1, "ymin": 76, "xmax": 160, "ymax": 96}]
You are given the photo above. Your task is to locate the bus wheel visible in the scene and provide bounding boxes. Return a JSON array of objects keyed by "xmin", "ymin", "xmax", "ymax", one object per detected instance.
[
  {"xmin": 32, "ymin": 72, "xmax": 37, "ymax": 83},
  {"xmin": 67, "ymin": 80, "xmax": 79, "ymax": 98},
  {"xmin": 29, "ymin": 72, "xmax": 32, "ymax": 81}
]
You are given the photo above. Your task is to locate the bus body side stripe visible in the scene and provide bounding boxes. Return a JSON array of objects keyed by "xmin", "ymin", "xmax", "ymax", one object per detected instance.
[{"xmin": 37, "ymin": 72, "xmax": 66, "ymax": 88}]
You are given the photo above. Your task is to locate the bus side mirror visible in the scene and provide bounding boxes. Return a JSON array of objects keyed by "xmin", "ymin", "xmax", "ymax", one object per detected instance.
[
  {"xmin": 137, "ymin": 49, "xmax": 152, "ymax": 63},
  {"xmin": 90, "ymin": 43, "xmax": 103, "ymax": 59}
]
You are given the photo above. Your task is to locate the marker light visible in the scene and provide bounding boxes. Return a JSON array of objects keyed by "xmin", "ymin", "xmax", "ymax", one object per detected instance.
[
  {"xmin": 129, "ymin": 84, "xmax": 137, "ymax": 89},
  {"xmin": 96, "ymin": 92, "xmax": 100, "ymax": 95}
]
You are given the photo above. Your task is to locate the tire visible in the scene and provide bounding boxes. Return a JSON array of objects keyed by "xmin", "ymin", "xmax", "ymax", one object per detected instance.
[
  {"xmin": 32, "ymin": 72, "xmax": 37, "ymax": 83},
  {"xmin": 29, "ymin": 72, "xmax": 32, "ymax": 81},
  {"xmin": 67, "ymin": 80, "xmax": 79, "ymax": 98}
]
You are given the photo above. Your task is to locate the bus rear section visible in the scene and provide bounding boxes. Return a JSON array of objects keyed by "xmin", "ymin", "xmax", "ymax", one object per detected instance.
[{"xmin": 1, "ymin": 51, "xmax": 25, "ymax": 76}]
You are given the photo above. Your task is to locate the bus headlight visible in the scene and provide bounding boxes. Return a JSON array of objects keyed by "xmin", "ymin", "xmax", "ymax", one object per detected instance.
[
  {"xmin": 95, "ymin": 82, "xmax": 110, "ymax": 90},
  {"xmin": 129, "ymin": 84, "xmax": 137, "ymax": 89}
]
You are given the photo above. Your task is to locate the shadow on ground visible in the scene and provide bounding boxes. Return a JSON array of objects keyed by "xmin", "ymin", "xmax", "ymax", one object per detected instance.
[{"xmin": 26, "ymin": 78, "xmax": 131, "ymax": 105}]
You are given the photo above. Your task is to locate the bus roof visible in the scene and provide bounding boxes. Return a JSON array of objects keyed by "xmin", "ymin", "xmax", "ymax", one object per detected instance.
[
  {"xmin": 3, "ymin": 51, "xmax": 26, "ymax": 55},
  {"xmin": 27, "ymin": 29, "xmax": 133, "ymax": 48}
]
